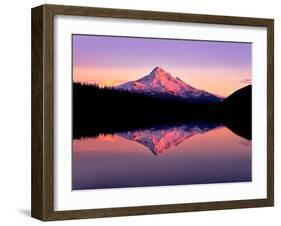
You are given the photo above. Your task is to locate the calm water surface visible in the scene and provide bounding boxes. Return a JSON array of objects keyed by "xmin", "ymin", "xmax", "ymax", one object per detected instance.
[{"xmin": 72, "ymin": 123, "xmax": 251, "ymax": 190}]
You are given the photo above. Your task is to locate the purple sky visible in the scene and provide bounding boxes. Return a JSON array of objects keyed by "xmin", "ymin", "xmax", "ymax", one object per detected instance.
[{"xmin": 73, "ymin": 34, "xmax": 252, "ymax": 96}]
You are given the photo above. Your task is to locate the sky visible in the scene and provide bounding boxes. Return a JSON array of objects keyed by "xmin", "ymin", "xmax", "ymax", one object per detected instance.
[{"xmin": 73, "ymin": 34, "xmax": 252, "ymax": 97}]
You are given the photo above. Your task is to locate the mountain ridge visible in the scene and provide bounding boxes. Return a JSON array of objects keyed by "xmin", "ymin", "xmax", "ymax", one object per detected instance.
[{"xmin": 116, "ymin": 66, "xmax": 223, "ymax": 103}]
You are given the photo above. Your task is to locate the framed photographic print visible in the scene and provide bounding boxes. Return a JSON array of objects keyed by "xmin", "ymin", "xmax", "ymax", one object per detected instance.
[{"xmin": 31, "ymin": 4, "xmax": 274, "ymax": 221}]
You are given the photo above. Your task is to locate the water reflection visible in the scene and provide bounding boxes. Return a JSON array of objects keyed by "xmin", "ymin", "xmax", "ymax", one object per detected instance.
[
  {"xmin": 118, "ymin": 122, "xmax": 220, "ymax": 155},
  {"xmin": 72, "ymin": 122, "xmax": 251, "ymax": 190}
]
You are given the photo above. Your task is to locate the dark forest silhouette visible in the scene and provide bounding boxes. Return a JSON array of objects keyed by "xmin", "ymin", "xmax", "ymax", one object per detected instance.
[{"xmin": 73, "ymin": 83, "xmax": 252, "ymax": 140}]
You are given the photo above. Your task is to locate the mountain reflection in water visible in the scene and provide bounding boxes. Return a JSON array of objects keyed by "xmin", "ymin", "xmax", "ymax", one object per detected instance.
[
  {"xmin": 72, "ymin": 122, "xmax": 251, "ymax": 190},
  {"xmin": 118, "ymin": 123, "xmax": 220, "ymax": 155}
]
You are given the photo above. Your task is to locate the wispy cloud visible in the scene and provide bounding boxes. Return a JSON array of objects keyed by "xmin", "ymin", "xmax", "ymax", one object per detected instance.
[{"xmin": 240, "ymin": 78, "xmax": 252, "ymax": 84}]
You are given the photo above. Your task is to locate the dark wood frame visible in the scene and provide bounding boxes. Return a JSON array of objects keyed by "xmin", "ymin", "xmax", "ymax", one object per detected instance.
[{"xmin": 31, "ymin": 4, "xmax": 274, "ymax": 221}]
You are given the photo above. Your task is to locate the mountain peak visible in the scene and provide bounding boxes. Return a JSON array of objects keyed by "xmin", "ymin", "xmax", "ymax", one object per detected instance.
[
  {"xmin": 151, "ymin": 66, "xmax": 165, "ymax": 73},
  {"xmin": 149, "ymin": 66, "xmax": 172, "ymax": 80},
  {"xmin": 116, "ymin": 67, "xmax": 223, "ymax": 102}
]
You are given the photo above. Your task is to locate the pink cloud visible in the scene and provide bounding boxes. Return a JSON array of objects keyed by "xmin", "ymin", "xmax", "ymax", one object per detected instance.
[{"xmin": 240, "ymin": 78, "xmax": 252, "ymax": 84}]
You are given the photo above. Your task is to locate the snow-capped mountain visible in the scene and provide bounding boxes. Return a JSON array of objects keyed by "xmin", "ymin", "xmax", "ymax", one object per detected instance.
[
  {"xmin": 116, "ymin": 66, "xmax": 223, "ymax": 102},
  {"xmin": 118, "ymin": 123, "xmax": 220, "ymax": 155}
]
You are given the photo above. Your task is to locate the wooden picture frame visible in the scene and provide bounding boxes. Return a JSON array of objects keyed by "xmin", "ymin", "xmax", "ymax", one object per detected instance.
[{"xmin": 31, "ymin": 4, "xmax": 274, "ymax": 221}]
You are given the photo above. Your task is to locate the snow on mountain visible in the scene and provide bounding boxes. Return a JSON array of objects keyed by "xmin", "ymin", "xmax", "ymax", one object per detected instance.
[
  {"xmin": 118, "ymin": 123, "xmax": 220, "ymax": 155},
  {"xmin": 116, "ymin": 66, "xmax": 223, "ymax": 102}
]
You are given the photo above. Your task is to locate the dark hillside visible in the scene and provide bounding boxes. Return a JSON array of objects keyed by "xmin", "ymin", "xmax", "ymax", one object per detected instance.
[{"xmin": 222, "ymin": 85, "xmax": 252, "ymax": 139}]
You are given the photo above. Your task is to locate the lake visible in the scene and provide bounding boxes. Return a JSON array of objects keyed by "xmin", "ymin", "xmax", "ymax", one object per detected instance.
[{"xmin": 72, "ymin": 122, "xmax": 251, "ymax": 190}]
